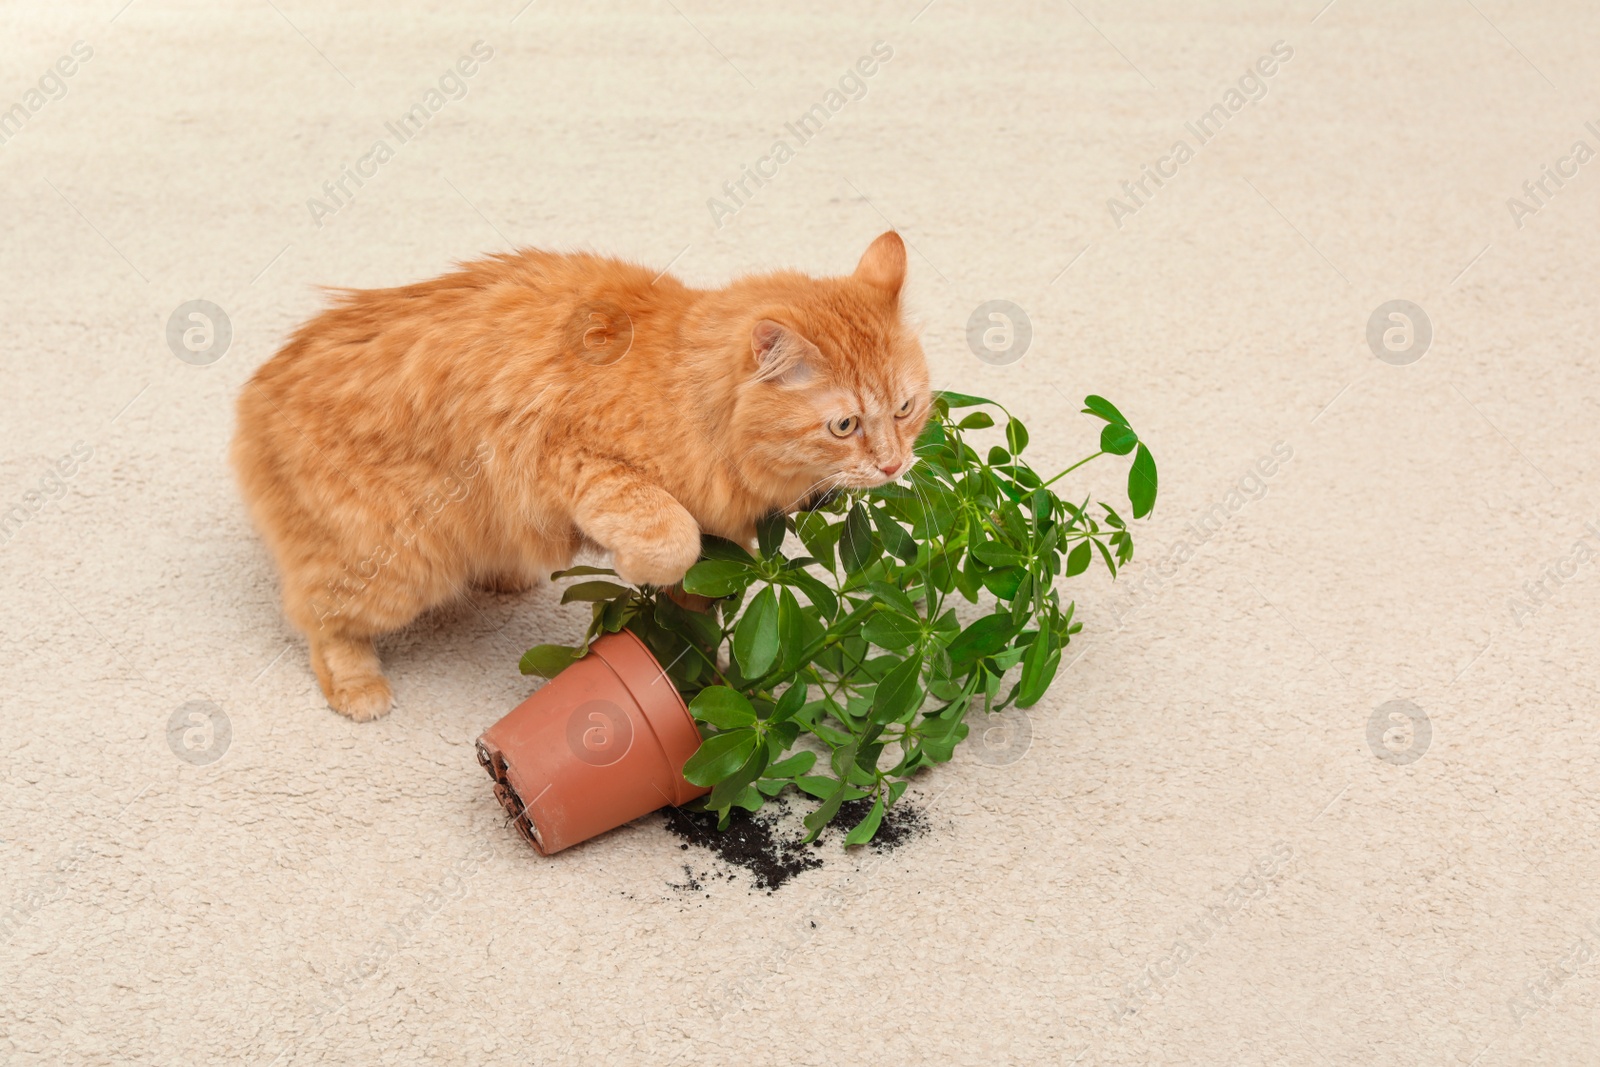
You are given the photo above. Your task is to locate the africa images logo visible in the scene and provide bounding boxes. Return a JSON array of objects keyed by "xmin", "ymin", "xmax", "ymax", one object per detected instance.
[{"xmin": 565, "ymin": 700, "xmax": 633, "ymax": 767}]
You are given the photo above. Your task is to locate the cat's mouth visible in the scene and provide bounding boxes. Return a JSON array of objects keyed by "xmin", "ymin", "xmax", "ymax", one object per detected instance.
[{"xmin": 841, "ymin": 463, "xmax": 914, "ymax": 491}]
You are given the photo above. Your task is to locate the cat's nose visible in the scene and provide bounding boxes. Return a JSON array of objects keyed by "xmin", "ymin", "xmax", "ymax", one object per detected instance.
[{"xmin": 879, "ymin": 460, "xmax": 902, "ymax": 477}]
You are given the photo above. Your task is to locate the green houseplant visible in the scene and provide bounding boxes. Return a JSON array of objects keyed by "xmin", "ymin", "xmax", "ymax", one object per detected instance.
[{"xmin": 516, "ymin": 391, "xmax": 1158, "ymax": 845}]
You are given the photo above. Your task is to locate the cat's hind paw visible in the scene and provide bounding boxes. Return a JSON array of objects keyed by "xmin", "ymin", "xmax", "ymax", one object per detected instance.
[
  {"xmin": 311, "ymin": 634, "xmax": 394, "ymax": 722},
  {"xmin": 328, "ymin": 674, "xmax": 394, "ymax": 721}
]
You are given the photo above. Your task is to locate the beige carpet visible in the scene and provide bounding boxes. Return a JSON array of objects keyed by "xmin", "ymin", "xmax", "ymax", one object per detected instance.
[{"xmin": 5, "ymin": 0, "xmax": 1600, "ymax": 1063}]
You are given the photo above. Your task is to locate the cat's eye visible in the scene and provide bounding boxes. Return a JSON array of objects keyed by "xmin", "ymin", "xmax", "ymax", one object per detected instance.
[
  {"xmin": 828, "ymin": 416, "xmax": 858, "ymax": 438},
  {"xmin": 894, "ymin": 399, "xmax": 913, "ymax": 418}
]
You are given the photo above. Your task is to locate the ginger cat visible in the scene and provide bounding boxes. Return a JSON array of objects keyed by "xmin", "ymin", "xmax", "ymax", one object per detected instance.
[{"xmin": 232, "ymin": 232, "xmax": 930, "ymax": 720}]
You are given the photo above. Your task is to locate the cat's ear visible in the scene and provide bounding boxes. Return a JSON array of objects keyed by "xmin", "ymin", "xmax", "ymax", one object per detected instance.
[
  {"xmin": 853, "ymin": 231, "xmax": 906, "ymax": 297},
  {"xmin": 751, "ymin": 319, "xmax": 818, "ymax": 387}
]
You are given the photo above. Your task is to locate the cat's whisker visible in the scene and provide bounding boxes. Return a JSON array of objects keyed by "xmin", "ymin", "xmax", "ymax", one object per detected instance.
[
  {"xmin": 902, "ymin": 467, "xmax": 940, "ymax": 540},
  {"xmin": 787, "ymin": 474, "xmax": 838, "ymax": 509},
  {"xmin": 781, "ymin": 472, "xmax": 846, "ymax": 515}
]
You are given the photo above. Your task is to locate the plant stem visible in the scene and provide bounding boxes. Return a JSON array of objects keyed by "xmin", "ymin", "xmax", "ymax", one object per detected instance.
[{"xmin": 1039, "ymin": 450, "xmax": 1104, "ymax": 490}]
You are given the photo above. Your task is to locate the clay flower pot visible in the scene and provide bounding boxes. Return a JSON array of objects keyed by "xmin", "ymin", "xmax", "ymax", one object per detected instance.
[{"xmin": 476, "ymin": 629, "xmax": 709, "ymax": 854}]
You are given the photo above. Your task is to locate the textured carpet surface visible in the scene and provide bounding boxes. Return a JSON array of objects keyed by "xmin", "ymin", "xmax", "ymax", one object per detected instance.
[{"xmin": 4, "ymin": 1, "xmax": 1600, "ymax": 1063}]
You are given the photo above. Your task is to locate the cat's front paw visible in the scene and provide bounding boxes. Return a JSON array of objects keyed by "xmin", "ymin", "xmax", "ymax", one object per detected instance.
[{"xmin": 612, "ymin": 528, "xmax": 701, "ymax": 588}]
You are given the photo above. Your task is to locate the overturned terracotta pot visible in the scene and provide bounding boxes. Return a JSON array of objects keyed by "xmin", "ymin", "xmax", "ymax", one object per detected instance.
[{"xmin": 477, "ymin": 629, "xmax": 708, "ymax": 854}]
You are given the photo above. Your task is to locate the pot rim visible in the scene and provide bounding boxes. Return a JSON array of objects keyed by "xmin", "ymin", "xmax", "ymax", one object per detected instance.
[{"xmin": 587, "ymin": 627, "xmax": 705, "ymax": 808}]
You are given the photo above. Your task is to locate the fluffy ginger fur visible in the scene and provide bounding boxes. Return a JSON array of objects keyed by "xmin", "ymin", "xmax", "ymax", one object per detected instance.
[{"xmin": 232, "ymin": 232, "xmax": 930, "ymax": 719}]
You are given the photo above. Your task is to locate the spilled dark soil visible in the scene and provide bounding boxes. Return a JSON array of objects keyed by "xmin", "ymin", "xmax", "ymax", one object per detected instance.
[
  {"xmin": 834, "ymin": 796, "xmax": 930, "ymax": 851},
  {"xmin": 661, "ymin": 793, "xmax": 929, "ymax": 892},
  {"xmin": 661, "ymin": 800, "xmax": 822, "ymax": 891}
]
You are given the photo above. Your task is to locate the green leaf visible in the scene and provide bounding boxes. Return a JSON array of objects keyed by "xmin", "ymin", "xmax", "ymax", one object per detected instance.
[
  {"xmin": 1005, "ymin": 418, "xmax": 1030, "ymax": 455},
  {"xmin": 947, "ymin": 616, "xmax": 1016, "ymax": 668},
  {"xmin": 980, "ymin": 565, "xmax": 1026, "ymax": 600},
  {"xmin": 1065, "ymin": 540, "xmax": 1092, "ymax": 577},
  {"xmin": 863, "ymin": 610, "xmax": 922, "ymax": 651},
  {"xmin": 997, "ymin": 500, "xmax": 1029, "ymax": 542},
  {"xmin": 934, "ymin": 390, "xmax": 994, "ymax": 408},
  {"xmin": 1030, "ymin": 489, "xmax": 1053, "ymax": 527},
  {"xmin": 1010, "ymin": 572, "xmax": 1033, "ymax": 625},
  {"xmin": 549, "ymin": 565, "xmax": 617, "ymax": 579},
  {"xmin": 560, "ymin": 580, "xmax": 632, "ymax": 603},
  {"xmin": 1082, "ymin": 394, "xmax": 1129, "ymax": 426},
  {"xmin": 865, "ymin": 581, "xmax": 917, "ymax": 616},
  {"xmin": 1100, "ymin": 422, "xmax": 1138, "ymax": 456},
  {"xmin": 955, "ymin": 554, "xmax": 983, "ymax": 602},
  {"xmin": 1129, "ymin": 443, "xmax": 1158, "ymax": 519},
  {"xmin": 853, "ymin": 745, "xmax": 885, "ymax": 778},
  {"xmin": 517, "ymin": 643, "xmax": 580, "ymax": 678},
  {"xmin": 732, "ymin": 586, "xmax": 780, "ymax": 677},
  {"xmin": 598, "ymin": 598, "xmax": 630, "ymax": 632},
  {"xmin": 871, "ymin": 653, "xmax": 924, "ymax": 723},
  {"xmin": 787, "ymin": 569, "xmax": 839, "ymax": 620},
  {"xmin": 657, "ymin": 594, "xmax": 722, "ymax": 647},
  {"xmin": 987, "ymin": 445, "xmax": 1012, "ymax": 466},
  {"xmin": 708, "ymin": 742, "xmax": 769, "ymax": 809},
  {"xmin": 764, "ymin": 719, "xmax": 800, "ymax": 759},
  {"xmin": 766, "ymin": 750, "xmax": 817, "ymax": 778},
  {"xmin": 699, "ymin": 537, "xmax": 757, "ymax": 564},
  {"xmin": 914, "ymin": 419, "xmax": 948, "ymax": 456},
  {"xmin": 1092, "ymin": 536, "xmax": 1117, "ymax": 577},
  {"xmin": 972, "ymin": 541, "xmax": 1026, "ymax": 567},
  {"xmin": 844, "ymin": 796, "xmax": 886, "ymax": 846},
  {"xmin": 795, "ymin": 775, "xmax": 841, "ymax": 799},
  {"xmin": 1018, "ymin": 629, "xmax": 1060, "ymax": 707},
  {"xmin": 772, "ymin": 682, "xmax": 808, "ymax": 723},
  {"xmin": 920, "ymin": 720, "xmax": 969, "ymax": 763},
  {"xmin": 682, "ymin": 559, "xmax": 751, "ymax": 597},
  {"xmin": 871, "ymin": 506, "xmax": 917, "ymax": 565},
  {"xmin": 795, "ymin": 510, "xmax": 843, "ymax": 571},
  {"xmin": 756, "ymin": 511, "xmax": 786, "ymax": 558},
  {"xmin": 776, "ymin": 587, "xmax": 805, "ymax": 673},
  {"xmin": 803, "ymin": 779, "xmax": 850, "ymax": 840},
  {"xmin": 841, "ymin": 502, "xmax": 879, "ymax": 573},
  {"xmin": 689, "ymin": 686, "xmax": 758, "ymax": 730},
  {"xmin": 830, "ymin": 736, "xmax": 862, "ymax": 778},
  {"xmin": 729, "ymin": 785, "xmax": 765, "ymax": 812},
  {"xmin": 683, "ymin": 728, "xmax": 759, "ymax": 787},
  {"xmin": 958, "ymin": 411, "xmax": 995, "ymax": 430}
]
